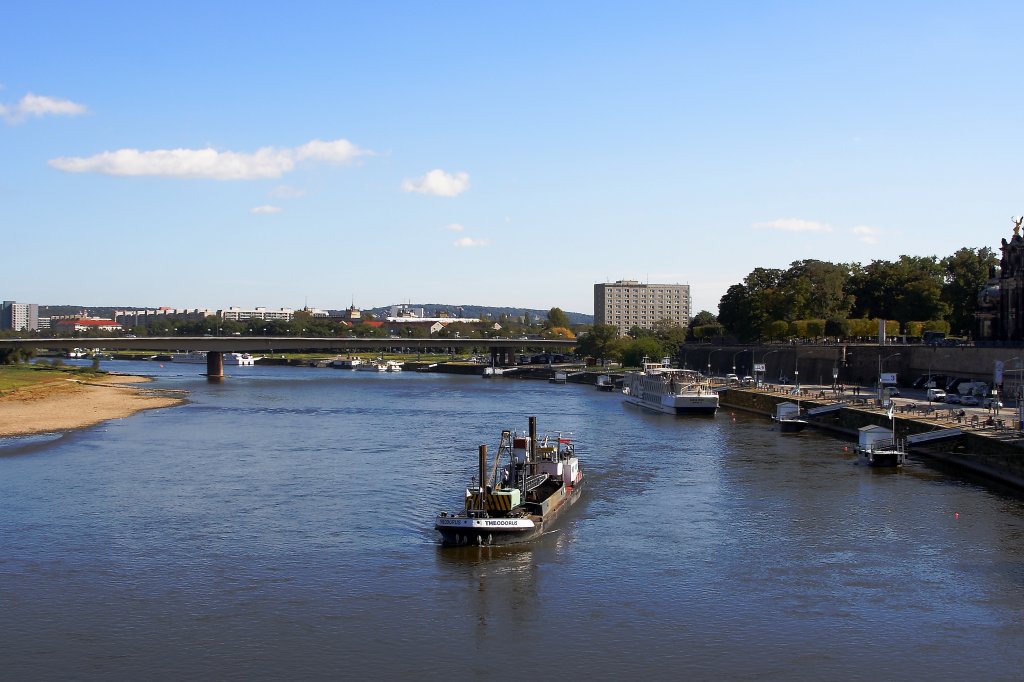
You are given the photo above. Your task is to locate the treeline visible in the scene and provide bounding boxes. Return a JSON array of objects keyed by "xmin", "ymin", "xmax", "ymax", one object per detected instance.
[{"xmin": 706, "ymin": 248, "xmax": 996, "ymax": 342}]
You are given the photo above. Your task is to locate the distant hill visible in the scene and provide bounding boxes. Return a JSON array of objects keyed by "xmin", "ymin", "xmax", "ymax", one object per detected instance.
[{"xmin": 359, "ymin": 304, "xmax": 593, "ymax": 325}]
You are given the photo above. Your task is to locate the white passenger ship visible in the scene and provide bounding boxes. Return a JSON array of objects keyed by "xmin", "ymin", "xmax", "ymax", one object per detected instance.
[{"xmin": 622, "ymin": 358, "xmax": 719, "ymax": 415}]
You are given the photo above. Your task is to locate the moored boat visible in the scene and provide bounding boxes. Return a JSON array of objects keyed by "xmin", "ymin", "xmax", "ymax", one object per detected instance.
[
  {"xmin": 856, "ymin": 424, "xmax": 906, "ymax": 467},
  {"xmin": 171, "ymin": 351, "xmax": 259, "ymax": 366},
  {"xmin": 435, "ymin": 416, "xmax": 585, "ymax": 547},
  {"xmin": 622, "ymin": 358, "xmax": 718, "ymax": 415},
  {"xmin": 774, "ymin": 401, "xmax": 808, "ymax": 433},
  {"xmin": 596, "ymin": 374, "xmax": 615, "ymax": 391},
  {"xmin": 855, "ymin": 403, "xmax": 905, "ymax": 466},
  {"xmin": 330, "ymin": 356, "xmax": 363, "ymax": 369}
]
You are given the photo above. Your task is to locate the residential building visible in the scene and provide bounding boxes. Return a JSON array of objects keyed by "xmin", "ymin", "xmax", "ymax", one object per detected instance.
[
  {"xmin": 1, "ymin": 301, "xmax": 39, "ymax": 332},
  {"xmin": 594, "ymin": 280, "xmax": 692, "ymax": 337}
]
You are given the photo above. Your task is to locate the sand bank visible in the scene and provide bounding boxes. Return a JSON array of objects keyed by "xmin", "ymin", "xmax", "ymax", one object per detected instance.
[{"xmin": 0, "ymin": 374, "xmax": 187, "ymax": 437}]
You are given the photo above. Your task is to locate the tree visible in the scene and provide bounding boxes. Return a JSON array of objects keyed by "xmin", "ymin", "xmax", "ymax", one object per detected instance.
[
  {"xmin": 546, "ymin": 307, "xmax": 570, "ymax": 329},
  {"xmin": 653, "ymin": 318, "xmax": 687, "ymax": 357},
  {"xmin": 690, "ymin": 310, "xmax": 718, "ymax": 327},
  {"xmin": 575, "ymin": 324, "xmax": 620, "ymax": 362},
  {"xmin": 942, "ymin": 247, "xmax": 997, "ymax": 337},
  {"xmin": 621, "ymin": 338, "xmax": 663, "ymax": 368}
]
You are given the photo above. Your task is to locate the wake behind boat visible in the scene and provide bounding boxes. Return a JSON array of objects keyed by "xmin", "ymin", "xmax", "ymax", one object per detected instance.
[
  {"xmin": 435, "ymin": 416, "xmax": 584, "ymax": 547},
  {"xmin": 622, "ymin": 358, "xmax": 718, "ymax": 415}
]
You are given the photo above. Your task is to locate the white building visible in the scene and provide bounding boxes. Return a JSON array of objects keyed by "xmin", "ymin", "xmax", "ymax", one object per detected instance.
[
  {"xmin": 1, "ymin": 301, "xmax": 39, "ymax": 331},
  {"xmin": 594, "ymin": 280, "xmax": 692, "ymax": 337}
]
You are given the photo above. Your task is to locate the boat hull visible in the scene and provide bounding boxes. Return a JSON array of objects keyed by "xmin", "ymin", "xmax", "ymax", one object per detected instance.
[
  {"xmin": 435, "ymin": 477, "xmax": 585, "ymax": 547},
  {"xmin": 623, "ymin": 393, "xmax": 718, "ymax": 415},
  {"xmin": 778, "ymin": 418, "xmax": 808, "ymax": 433},
  {"xmin": 857, "ymin": 447, "xmax": 905, "ymax": 467}
]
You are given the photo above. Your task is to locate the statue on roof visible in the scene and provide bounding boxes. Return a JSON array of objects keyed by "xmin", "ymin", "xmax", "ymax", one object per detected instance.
[{"xmin": 1014, "ymin": 215, "xmax": 1023, "ymax": 238}]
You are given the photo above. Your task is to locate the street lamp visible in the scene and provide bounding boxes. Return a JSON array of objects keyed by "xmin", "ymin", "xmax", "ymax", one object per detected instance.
[
  {"xmin": 732, "ymin": 348, "xmax": 748, "ymax": 378},
  {"xmin": 760, "ymin": 348, "xmax": 780, "ymax": 386},
  {"xmin": 708, "ymin": 348, "xmax": 724, "ymax": 378},
  {"xmin": 878, "ymin": 352, "xmax": 901, "ymax": 402},
  {"xmin": 794, "ymin": 351, "xmax": 800, "ymax": 390}
]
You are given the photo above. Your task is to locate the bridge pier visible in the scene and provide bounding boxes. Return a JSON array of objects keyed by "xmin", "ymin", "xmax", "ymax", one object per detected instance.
[{"xmin": 206, "ymin": 351, "xmax": 224, "ymax": 378}]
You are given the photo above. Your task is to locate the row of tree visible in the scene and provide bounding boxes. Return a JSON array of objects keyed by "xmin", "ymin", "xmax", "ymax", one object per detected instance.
[{"xmin": 714, "ymin": 249, "xmax": 996, "ymax": 342}]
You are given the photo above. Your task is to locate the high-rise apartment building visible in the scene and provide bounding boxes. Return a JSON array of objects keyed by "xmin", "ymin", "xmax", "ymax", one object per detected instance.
[
  {"xmin": 1, "ymin": 301, "xmax": 39, "ymax": 332},
  {"xmin": 594, "ymin": 280, "xmax": 691, "ymax": 337}
]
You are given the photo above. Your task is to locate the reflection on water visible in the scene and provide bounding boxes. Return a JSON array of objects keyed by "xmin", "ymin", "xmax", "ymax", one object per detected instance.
[{"xmin": 2, "ymin": 361, "xmax": 1023, "ymax": 680}]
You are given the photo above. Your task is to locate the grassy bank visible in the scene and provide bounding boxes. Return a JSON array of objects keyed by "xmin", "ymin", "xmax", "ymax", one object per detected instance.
[{"xmin": 0, "ymin": 364, "xmax": 105, "ymax": 395}]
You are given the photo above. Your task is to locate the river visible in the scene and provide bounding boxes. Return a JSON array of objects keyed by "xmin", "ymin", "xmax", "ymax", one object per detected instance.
[{"xmin": 2, "ymin": 361, "xmax": 1023, "ymax": 680}]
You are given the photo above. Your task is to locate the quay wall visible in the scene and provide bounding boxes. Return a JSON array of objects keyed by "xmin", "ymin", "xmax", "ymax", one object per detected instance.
[
  {"xmin": 685, "ymin": 344, "xmax": 1024, "ymax": 391},
  {"xmin": 721, "ymin": 388, "xmax": 1024, "ymax": 491}
]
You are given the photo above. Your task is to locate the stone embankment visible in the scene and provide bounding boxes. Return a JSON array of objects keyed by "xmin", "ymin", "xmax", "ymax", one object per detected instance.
[{"xmin": 721, "ymin": 387, "xmax": 1024, "ymax": 492}]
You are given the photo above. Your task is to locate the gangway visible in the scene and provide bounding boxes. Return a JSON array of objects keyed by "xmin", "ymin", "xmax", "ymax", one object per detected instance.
[
  {"xmin": 806, "ymin": 402, "xmax": 848, "ymax": 416},
  {"xmin": 907, "ymin": 428, "xmax": 962, "ymax": 445}
]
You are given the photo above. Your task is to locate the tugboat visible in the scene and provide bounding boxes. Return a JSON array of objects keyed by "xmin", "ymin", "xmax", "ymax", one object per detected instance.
[{"xmin": 434, "ymin": 417, "xmax": 585, "ymax": 546}]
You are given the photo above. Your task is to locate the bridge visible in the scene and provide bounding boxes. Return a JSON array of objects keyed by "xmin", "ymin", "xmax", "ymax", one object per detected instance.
[{"xmin": 0, "ymin": 336, "xmax": 577, "ymax": 377}]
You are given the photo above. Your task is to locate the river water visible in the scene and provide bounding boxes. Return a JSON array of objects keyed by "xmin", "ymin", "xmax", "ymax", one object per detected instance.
[{"xmin": 2, "ymin": 361, "xmax": 1023, "ymax": 680}]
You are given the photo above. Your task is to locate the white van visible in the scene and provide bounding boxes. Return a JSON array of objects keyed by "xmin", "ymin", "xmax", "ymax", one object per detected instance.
[{"xmin": 927, "ymin": 388, "xmax": 946, "ymax": 402}]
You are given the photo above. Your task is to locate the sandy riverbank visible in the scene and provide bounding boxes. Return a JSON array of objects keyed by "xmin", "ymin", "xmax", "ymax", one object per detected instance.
[{"xmin": 0, "ymin": 374, "xmax": 187, "ymax": 437}]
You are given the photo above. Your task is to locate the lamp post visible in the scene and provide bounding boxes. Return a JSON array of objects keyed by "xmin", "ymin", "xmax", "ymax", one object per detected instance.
[
  {"xmin": 793, "ymin": 351, "xmax": 800, "ymax": 390},
  {"xmin": 998, "ymin": 356, "xmax": 1019, "ymax": 424},
  {"xmin": 878, "ymin": 352, "xmax": 901, "ymax": 402},
  {"xmin": 760, "ymin": 349, "xmax": 780, "ymax": 386},
  {"xmin": 708, "ymin": 348, "xmax": 724, "ymax": 379},
  {"xmin": 732, "ymin": 348, "xmax": 748, "ymax": 378}
]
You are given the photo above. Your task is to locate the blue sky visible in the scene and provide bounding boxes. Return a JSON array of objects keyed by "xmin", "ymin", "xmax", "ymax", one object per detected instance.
[{"xmin": 3, "ymin": 1, "xmax": 1023, "ymax": 317}]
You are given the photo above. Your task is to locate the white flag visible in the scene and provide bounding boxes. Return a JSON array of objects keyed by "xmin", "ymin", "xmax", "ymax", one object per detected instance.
[{"xmin": 887, "ymin": 402, "xmax": 895, "ymax": 420}]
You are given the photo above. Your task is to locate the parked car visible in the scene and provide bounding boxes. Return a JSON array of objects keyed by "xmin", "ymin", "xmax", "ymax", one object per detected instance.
[
  {"xmin": 945, "ymin": 393, "xmax": 962, "ymax": 404},
  {"xmin": 961, "ymin": 395, "xmax": 980, "ymax": 406},
  {"xmin": 741, "ymin": 376, "xmax": 755, "ymax": 386},
  {"xmin": 881, "ymin": 383, "xmax": 900, "ymax": 397},
  {"xmin": 983, "ymin": 397, "xmax": 1004, "ymax": 409},
  {"xmin": 725, "ymin": 373, "xmax": 739, "ymax": 385},
  {"xmin": 927, "ymin": 388, "xmax": 947, "ymax": 401}
]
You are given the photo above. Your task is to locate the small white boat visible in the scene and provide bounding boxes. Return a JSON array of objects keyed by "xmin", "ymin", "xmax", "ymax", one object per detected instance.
[
  {"xmin": 549, "ymin": 370, "xmax": 567, "ymax": 384},
  {"xmin": 596, "ymin": 375, "xmax": 615, "ymax": 391},
  {"xmin": 385, "ymin": 360, "xmax": 403, "ymax": 372},
  {"xmin": 856, "ymin": 421, "xmax": 906, "ymax": 467},
  {"xmin": 483, "ymin": 366, "xmax": 504, "ymax": 378},
  {"xmin": 356, "ymin": 360, "xmax": 388, "ymax": 372},
  {"xmin": 330, "ymin": 357, "xmax": 363, "ymax": 369},
  {"xmin": 773, "ymin": 401, "xmax": 808, "ymax": 433}
]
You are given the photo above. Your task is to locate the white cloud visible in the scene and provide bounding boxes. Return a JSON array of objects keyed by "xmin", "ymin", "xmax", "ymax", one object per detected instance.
[
  {"xmin": 250, "ymin": 205, "xmax": 282, "ymax": 214},
  {"xmin": 1, "ymin": 92, "xmax": 87, "ymax": 124},
  {"xmin": 269, "ymin": 184, "xmax": 307, "ymax": 198},
  {"xmin": 851, "ymin": 225, "xmax": 881, "ymax": 244},
  {"xmin": 454, "ymin": 236, "xmax": 488, "ymax": 248},
  {"xmin": 48, "ymin": 137, "xmax": 371, "ymax": 180},
  {"xmin": 401, "ymin": 169, "xmax": 470, "ymax": 197},
  {"xmin": 445, "ymin": 223, "xmax": 465, "ymax": 232},
  {"xmin": 752, "ymin": 218, "xmax": 833, "ymax": 233}
]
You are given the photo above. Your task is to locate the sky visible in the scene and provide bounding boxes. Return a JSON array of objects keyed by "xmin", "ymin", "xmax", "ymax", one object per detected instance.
[{"xmin": 3, "ymin": 1, "xmax": 1023, "ymax": 317}]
